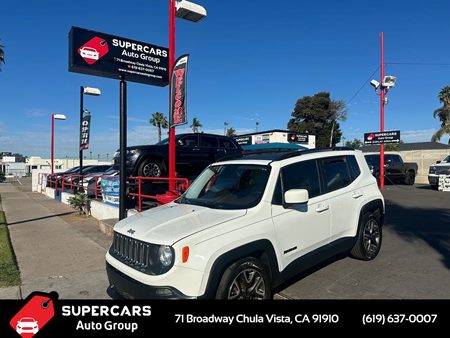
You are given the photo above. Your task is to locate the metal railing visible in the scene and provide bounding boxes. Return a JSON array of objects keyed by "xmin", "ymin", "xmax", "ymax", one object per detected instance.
[{"xmin": 128, "ymin": 176, "xmax": 190, "ymax": 212}]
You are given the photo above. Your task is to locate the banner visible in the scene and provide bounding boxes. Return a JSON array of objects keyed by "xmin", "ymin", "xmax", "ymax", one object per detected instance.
[
  {"xmin": 80, "ymin": 114, "xmax": 91, "ymax": 150},
  {"xmin": 169, "ymin": 54, "xmax": 189, "ymax": 127}
]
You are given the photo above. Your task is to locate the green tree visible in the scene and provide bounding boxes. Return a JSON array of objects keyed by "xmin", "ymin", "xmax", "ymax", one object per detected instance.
[
  {"xmin": 0, "ymin": 39, "xmax": 4, "ymax": 71},
  {"xmin": 288, "ymin": 92, "xmax": 343, "ymax": 148},
  {"xmin": 226, "ymin": 127, "xmax": 236, "ymax": 137},
  {"xmin": 190, "ymin": 117, "xmax": 202, "ymax": 133},
  {"xmin": 345, "ymin": 138, "xmax": 363, "ymax": 149},
  {"xmin": 431, "ymin": 86, "xmax": 450, "ymax": 144},
  {"xmin": 149, "ymin": 112, "xmax": 168, "ymax": 143}
]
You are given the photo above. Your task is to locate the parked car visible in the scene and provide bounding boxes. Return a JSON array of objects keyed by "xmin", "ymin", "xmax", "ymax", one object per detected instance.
[
  {"xmin": 47, "ymin": 166, "xmax": 80, "ymax": 187},
  {"xmin": 63, "ymin": 165, "xmax": 112, "ymax": 188},
  {"xmin": 106, "ymin": 148, "xmax": 384, "ymax": 299},
  {"xmin": 83, "ymin": 167, "xmax": 119, "ymax": 197},
  {"xmin": 364, "ymin": 153, "xmax": 418, "ymax": 185},
  {"xmin": 428, "ymin": 155, "xmax": 450, "ymax": 189},
  {"xmin": 113, "ymin": 133, "xmax": 243, "ymax": 178}
]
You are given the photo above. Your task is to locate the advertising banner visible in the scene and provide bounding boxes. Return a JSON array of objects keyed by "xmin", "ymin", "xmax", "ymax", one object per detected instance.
[
  {"xmin": 234, "ymin": 136, "xmax": 252, "ymax": 145},
  {"xmin": 69, "ymin": 27, "xmax": 169, "ymax": 87},
  {"xmin": 101, "ymin": 177, "xmax": 120, "ymax": 206},
  {"xmin": 364, "ymin": 130, "xmax": 401, "ymax": 145},
  {"xmin": 169, "ymin": 54, "xmax": 189, "ymax": 127},
  {"xmin": 80, "ymin": 114, "xmax": 91, "ymax": 150}
]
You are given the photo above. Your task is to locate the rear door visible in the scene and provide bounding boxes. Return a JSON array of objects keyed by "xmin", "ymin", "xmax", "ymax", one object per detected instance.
[
  {"xmin": 199, "ymin": 135, "xmax": 220, "ymax": 169},
  {"xmin": 176, "ymin": 135, "xmax": 199, "ymax": 176}
]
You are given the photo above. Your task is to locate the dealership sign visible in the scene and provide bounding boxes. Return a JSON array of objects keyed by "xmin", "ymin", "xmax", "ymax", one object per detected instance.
[
  {"xmin": 170, "ymin": 55, "xmax": 189, "ymax": 127},
  {"xmin": 234, "ymin": 136, "xmax": 252, "ymax": 145},
  {"xmin": 69, "ymin": 27, "xmax": 169, "ymax": 86},
  {"xmin": 364, "ymin": 130, "xmax": 401, "ymax": 145},
  {"xmin": 287, "ymin": 133, "xmax": 309, "ymax": 144}
]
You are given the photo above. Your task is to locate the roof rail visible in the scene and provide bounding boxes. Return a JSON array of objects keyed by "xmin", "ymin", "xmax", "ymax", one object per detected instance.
[{"xmin": 275, "ymin": 147, "xmax": 355, "ymax": 161}]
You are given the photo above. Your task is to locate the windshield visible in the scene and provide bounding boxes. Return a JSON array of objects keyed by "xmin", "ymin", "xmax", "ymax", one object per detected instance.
[
  {"xmin": 442, "ymin": 156, "xmax": 450, "ymax": 163},
  {"xmin": 157, "ymin": 137, "xmax": 169, "ymax": 145},
  {"xmin": 178, "ymin": 164, "xmax": 271, "ymax": 210}
]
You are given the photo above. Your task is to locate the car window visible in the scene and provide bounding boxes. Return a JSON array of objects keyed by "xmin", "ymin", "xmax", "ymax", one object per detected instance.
[
  {"xmin": 178, "ymin": 135, "xmax": 198, "ymax": 147},
  {"xmin": 180, "ymin": 164, "xmax": 271, "ymax": 209},
  {"xmin": 391, "ymin": 155, "xmax": 402, "ymax": 164},
  {"xmin": 200, "ymin": 136, "xmax": 219, "ymax": 148},
  {"xmin": 219, "ymin": 138, "xmax": 237, "ymax": 149},
  {"xmin": 272, "ymin": 176, "xmax": 283, "ymax": 205},
  {"xmin": 281, "ymin": 160, "xmax": 321, "ymax": 198},
  {"xmin": 320, "ymin": 156, "xmax": 351, "ymax": 192},
  {"xmin": 347, "ymin": 155, "xmax": 361, "ymax": 181}
]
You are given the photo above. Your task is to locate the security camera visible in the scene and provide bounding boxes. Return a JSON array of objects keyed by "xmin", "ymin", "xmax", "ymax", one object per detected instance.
[
  {"xmin": 370, "ymin": 79, "xmax": 380, "ymax": 89},
  {"xmin": 382, "ymin": 75, "xmax": 397, "ymax": 88}
]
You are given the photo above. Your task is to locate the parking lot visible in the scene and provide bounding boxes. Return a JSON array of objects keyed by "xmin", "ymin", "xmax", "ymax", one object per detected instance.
[
  {"xmin": 278, "ymin": 184, "xmax": 450, "ymax": 299},
  {"xmin": 1, "ymin": 179, "xmax": 450, "ymax": 299}
]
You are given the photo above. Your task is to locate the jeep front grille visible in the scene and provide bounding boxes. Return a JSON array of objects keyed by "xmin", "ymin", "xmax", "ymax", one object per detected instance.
[{"xmin": 110, "ymin": 232, "xmax": 159, "ymax": 275}]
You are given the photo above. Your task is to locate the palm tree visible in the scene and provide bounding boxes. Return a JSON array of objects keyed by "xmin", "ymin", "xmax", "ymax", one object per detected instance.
[
  {"xmin": 226, "ymin": 127, "xmax": 236, "ymax": 137},
  {"xmin": 190, "ymin": 118, "xmax": 202, "ymax": 133},
  {"xmin": 149, "ymin": 112, "xmax": 168, "ymax": 142},
  {"xmin": 432, "ymin": 86, "xmax": 450, "ymax": 144},
  {"xmin": 0, "ymin": 40, "xmax": 5, "ymax": 71}
]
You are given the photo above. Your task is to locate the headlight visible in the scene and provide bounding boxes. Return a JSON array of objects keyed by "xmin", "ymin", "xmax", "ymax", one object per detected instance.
[
  {"xmin": 429, "ymin": 166, "xmax": 436, "ymax": 174},
  {"xmin": 158, "ymin": 245, "xmax": 174, "ymax": 267}
]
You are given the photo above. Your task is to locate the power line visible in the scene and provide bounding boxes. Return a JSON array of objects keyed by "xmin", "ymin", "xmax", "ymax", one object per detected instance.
[
  {"xmin": 346, "ymin": 66, "xmax": 380, "ymax": 105},
  {"xmin": 386, "ymin": 62, "xmax": 450, "ymax": 66}
]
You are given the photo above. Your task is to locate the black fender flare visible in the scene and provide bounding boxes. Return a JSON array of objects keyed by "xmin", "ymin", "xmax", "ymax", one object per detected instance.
[{"xmin": 200, "ymin": 239, "xmax": 280, "ymax": 299}]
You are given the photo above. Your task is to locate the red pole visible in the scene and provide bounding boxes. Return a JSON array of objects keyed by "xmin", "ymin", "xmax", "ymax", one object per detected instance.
[
  {"xmin": 168, "ymin": 0, "xmax": 176, "ymax": 191},
  {"xmin": 379, "ymin": 32, "xmax": 385, "ymax": 190},
  {"xmin": 51, "ymin": 114, "xmax": 55, "ymax": 175}
]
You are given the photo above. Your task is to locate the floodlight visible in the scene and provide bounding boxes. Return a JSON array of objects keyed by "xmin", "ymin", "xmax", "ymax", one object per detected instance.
[
  {"xmin": 176, "ymin": 0, "xmax": 207, "ymax": 22},
  {"xmin": 370, "ymin": 79, "xmax": 380, "ymax": 89},
  {"xmin": 382, "ymin": 75, "xmax": 397, "ymax": 88}
]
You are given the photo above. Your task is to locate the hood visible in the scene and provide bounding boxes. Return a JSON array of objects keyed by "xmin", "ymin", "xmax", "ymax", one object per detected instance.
[
  {"xmin": 433, "ymin": 162, "xmax": 450, "ymax": 168},
  {"xmin": 114, "ymin": 203, "xmax": 247, "ymax": 245}
]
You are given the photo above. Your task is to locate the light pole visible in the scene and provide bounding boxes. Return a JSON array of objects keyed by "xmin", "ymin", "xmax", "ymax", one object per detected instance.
[
  {"xmin": 51, "ymin": 114, "xmax": 66, "ymax": 175},
  {"xmin": 79, "ymin": 86, "xmax": 101, "ymax": 179},
  {"xmin": 370, "ymin": 32, "xmax": 396, "ymax": 190},
  {"xmin": 168, "ymin": 0, "xmax": 206, "ymax": 191}
]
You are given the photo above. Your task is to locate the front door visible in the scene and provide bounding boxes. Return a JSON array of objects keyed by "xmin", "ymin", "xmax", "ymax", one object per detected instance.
[{"xmin": 271, "ymin": 160, "xmax": 331, "ymax": 271}]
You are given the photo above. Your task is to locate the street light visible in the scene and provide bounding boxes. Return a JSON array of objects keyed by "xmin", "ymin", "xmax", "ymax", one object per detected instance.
[
  {"xmin": 79, "ymin": 86, "xmax": 101, "ymax": 179},
  {"xmin": 51, "ymin": 114, "xmax": 66, "ymax": 175},
  {"xmin": 167, "ymin": 0, "xmax": 207, "ymax": 192},
  {"xmin": 370, "ymin": 32, "xmax": 396, "ymax": 190}
]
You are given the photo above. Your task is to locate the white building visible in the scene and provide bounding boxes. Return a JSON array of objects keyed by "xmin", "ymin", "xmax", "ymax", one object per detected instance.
[
  {"xmin": 234, "ymin": 129, "xmax": 316, "ymax": 149},
  {"xmin": 27, "ymin": 156, "xmax": 112, "ymax": 172}
]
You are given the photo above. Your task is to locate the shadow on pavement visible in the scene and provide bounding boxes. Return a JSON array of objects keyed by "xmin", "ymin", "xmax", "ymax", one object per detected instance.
[
  {"xmin": 8, "ymin": 212, "xmax": 76, "ymax": 226},
  {"xmin": 384, "ymin": 198, "xmax": 450, "ymax": 270}
]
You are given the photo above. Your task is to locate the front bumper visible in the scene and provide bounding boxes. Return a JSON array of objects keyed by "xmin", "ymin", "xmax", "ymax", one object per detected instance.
[
  {"xmin": 428, "ymin": 174, "xmax": 439, "ymax": 185},
  {"xmin": 106, "ymin": 262, "xmax": 196, "ymax": 299}
]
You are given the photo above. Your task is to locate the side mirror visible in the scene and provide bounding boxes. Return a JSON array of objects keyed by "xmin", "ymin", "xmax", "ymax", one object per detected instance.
[
  {"xmin": 284, "ymin": 189, "xmax": 309, "ymax": 205},
  {"xmin": 436, "ymin": 161, "xmax": 441, "ymax": 164}
]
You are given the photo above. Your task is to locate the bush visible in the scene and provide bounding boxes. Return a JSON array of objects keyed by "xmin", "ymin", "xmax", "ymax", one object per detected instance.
[{"xmin": 68, "ymin": 193, "xmax": 89, "ymax": 215}]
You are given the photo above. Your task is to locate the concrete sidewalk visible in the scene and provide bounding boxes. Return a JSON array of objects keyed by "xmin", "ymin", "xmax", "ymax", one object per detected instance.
[{"xmin": 0, "ymin": 182, "xmax": 111, "ymax": 299}]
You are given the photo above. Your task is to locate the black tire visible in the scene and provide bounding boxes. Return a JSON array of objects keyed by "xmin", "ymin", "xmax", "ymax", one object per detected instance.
[
  {"xmin": 404, "ymin": 171, "xmax": 415, "ymax": 185},
  {"xmin": 137, "ymin": 159, "xmax": 165, "ymax": 177},
  {"xmin": 215, "ymin": 257, "xmax": 271, "ymax": 300},
  {"xmin": 351, "ymin": 212, "xmax": 382, "ymax": 261}
]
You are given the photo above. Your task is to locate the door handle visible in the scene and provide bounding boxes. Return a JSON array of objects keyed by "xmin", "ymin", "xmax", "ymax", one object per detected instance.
[
  {"xmin": 315, "ymin": 204, "xmax": 329, "ymax": 213},
  {"xmin": 192, "ymin": 148, "xmax": 200, "ymax": 151},
  {"xmin": 353, "ymin": 191, "xmax": 363, "ymax": 199}
]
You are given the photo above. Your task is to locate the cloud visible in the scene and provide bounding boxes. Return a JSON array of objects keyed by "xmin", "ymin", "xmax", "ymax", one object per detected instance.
[
  {"xmin": 26, "ymin": 110, "xmax": 47, "ymax": 117},
  {"xmin": 401, "ymin": 129, "xmax": 437, "ymax": 142}
]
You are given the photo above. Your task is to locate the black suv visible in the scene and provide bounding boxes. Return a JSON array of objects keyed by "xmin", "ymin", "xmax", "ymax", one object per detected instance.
[{"xmin": 114, "ymin": 133, "xmax": 243, "ymax": 178}]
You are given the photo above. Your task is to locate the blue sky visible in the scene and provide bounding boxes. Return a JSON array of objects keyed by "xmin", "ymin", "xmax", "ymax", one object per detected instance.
[{"xmin": 1, "ymin": 0, "xmax": 449, "ymax": 159}]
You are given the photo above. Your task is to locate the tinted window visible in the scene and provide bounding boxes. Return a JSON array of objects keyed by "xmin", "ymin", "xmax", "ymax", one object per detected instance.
[
  {"xmin": 219, "ymin": 138, "xmax": 237, "ymax": 149},
  {"xmin": 272, "ymin": 176, "xmax": 283, "ymax": 205},
  {"xmin": 200, "ymin": 136, "xmax": 219, "ymax": 148},
  {"xmin": 391, "ymin": 155, "xmax": 402, "ymax": 164},
  {"xmin": 321, "ymin": 157, "xmax": 351, "ymax": 192},
  {"xmin": 178, "ymin": 135, "xmax": 198, "ymax": 147},
  {"xmin": 281, "ymin": 160, "xmax": 321, "ymax": 198},
  {"xmin": 347, "ymin": 155, "xmax": 361, "ymax": 181}
]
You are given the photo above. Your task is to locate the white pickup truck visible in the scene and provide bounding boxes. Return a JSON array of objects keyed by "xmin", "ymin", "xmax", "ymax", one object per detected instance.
[{"xmin": 428, "ymin": 155, "xmax": 450, "ymax": 188}]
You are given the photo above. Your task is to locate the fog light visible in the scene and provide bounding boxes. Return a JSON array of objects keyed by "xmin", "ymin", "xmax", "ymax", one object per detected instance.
[{"xmin": 155, "ymin": 288, "xmax": 173, "ymax": 297}]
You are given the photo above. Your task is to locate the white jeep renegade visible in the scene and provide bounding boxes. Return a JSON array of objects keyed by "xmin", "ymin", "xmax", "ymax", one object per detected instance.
[{"xmin": 106, "ymin": 148, "xmax": 384, "ymax": 299}]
